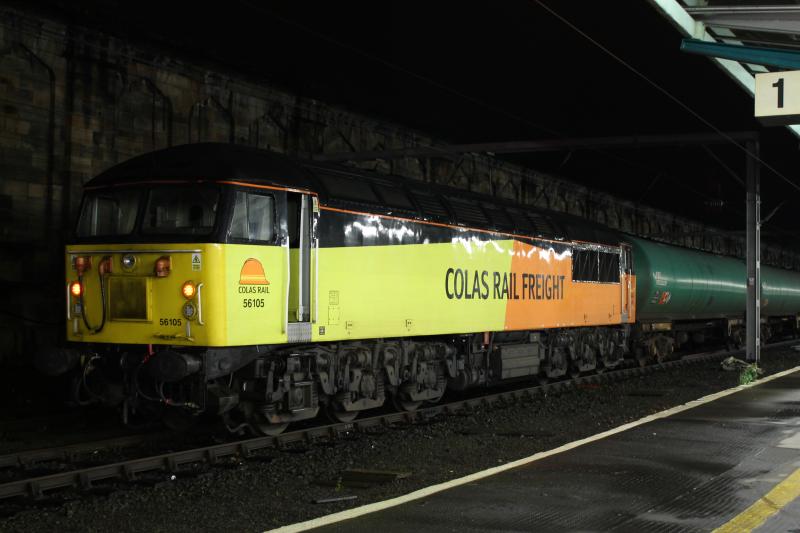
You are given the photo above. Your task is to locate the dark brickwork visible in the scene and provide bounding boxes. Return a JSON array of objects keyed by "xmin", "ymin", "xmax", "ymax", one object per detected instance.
[{"xmin": 0, "ymin": 7, "xmax": 797, "ymax": 365}]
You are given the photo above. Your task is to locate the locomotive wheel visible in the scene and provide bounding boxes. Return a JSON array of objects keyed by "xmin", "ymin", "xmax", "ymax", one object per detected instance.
[
  {"xmin": 326, "ymin": 403, "xmax": 358, "ymax": 424},
  {"xmin": 392, "ymin": 395, "xmax": 422, "ymax": 412},
  {"xmin": 252, "ymin": 413, "xmax": 289, "ymax": 436}
]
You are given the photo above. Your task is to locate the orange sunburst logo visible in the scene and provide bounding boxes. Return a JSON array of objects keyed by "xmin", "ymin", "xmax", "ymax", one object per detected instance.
[{"xmin": 239, "ymin": 258, "xmax": 270, "ymax": 285}]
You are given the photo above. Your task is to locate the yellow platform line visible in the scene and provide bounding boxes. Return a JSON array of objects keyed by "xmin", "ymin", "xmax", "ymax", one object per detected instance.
[{"xmin": 714, "ymin": 468, "xmax": 800, "ymax": 533}]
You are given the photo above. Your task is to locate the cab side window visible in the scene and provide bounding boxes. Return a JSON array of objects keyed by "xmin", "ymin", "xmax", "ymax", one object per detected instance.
[{"xmin": 229, "ymin": 191, "xmax": 275, "ymax": 242}]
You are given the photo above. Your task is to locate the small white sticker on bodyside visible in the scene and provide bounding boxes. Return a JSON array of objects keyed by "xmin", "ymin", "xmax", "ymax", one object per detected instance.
[{"xmin": 192, "ymin": 252, "xmax": 202, "ymax": 271}]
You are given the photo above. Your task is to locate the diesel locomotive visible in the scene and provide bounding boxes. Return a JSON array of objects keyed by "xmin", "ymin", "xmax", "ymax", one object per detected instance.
[{"xmin": 38, "ymin": 143, "xmax": 800, "ymax": 435}]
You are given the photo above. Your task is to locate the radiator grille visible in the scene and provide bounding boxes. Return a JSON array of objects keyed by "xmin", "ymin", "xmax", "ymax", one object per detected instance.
[{"xmin": 109, "ymin": 277, "xmax": 149, "ymax": 320}]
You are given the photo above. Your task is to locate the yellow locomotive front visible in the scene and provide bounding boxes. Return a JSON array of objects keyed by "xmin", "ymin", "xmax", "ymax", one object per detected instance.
[{"xmin": 66, "ymin": 183, "xmax": 288, "ymax": 348}]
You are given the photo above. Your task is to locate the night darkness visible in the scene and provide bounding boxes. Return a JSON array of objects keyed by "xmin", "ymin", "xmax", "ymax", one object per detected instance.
[
  {"xmin": 7, "ymin": 4, "xmax": 800, "ymax": 530},
  {"xmin": 18, "ymin": 0, "xmax": 800, "ymax": 245}
]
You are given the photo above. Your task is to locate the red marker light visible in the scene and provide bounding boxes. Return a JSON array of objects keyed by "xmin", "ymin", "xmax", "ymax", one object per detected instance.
[
  {"xmin": 74, "ymin": 256, "xmax": 92, "ymax": 275},
  {"xmin": 70, "ymin": 281, "xmax": 82, "ymax": 297},
  {"xmin": 154, "ymin": 256, "xmax": 171, "ymax": 277}
]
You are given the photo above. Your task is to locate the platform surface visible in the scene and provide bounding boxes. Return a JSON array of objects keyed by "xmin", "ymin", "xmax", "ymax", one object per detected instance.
[{"xmin": 308, "ymin": 371, "xmax": 800, "ymax": 532}]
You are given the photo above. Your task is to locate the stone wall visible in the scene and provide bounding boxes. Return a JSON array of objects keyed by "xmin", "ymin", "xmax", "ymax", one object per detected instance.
[{"xmin": 1, "ymin": 6, "xmax": 797, "ymax": 365}]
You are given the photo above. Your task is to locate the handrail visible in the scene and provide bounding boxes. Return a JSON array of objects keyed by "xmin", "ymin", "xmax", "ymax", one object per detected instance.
[{"xmin": 196, "ymin": 283, "xmax": 205, "ymax": 326}]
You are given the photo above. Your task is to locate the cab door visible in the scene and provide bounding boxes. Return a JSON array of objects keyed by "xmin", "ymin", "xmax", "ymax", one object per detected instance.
[{"xmin": 286, "ymin": 192, "xmax": 316, "ymax": 341}]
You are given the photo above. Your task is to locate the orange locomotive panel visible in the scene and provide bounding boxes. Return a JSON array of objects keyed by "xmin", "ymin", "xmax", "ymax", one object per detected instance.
[{"xmin": 504, "ymin": 240, "xmax": 631, "ymax": 331}]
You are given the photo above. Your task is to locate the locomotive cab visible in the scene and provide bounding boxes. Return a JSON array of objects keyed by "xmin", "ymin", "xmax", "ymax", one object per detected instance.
[{"xmin": 67, "ymin": 183, "xmax": 317, "ymax": 348}]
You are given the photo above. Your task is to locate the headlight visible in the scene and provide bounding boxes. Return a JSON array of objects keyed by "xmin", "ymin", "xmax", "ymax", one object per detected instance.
[
  {"xmin": 69, "ymin": 281, "xmax": 82, "ymax": 297},
  {"xmin": 181, "ymin": 281, "xmax": 196, "ymax": 299},
  {"xmin": 182, "ymin": 301, "xmax": 197, "ymax": 320},
  {"xmin": 121, "ymin": 254, "xmax": 136, "ymax": 271}
]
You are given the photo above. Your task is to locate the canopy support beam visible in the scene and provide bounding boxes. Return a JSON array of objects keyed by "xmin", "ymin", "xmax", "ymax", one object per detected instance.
[
  {"xmin": 746, "ymin": 138, "xmax": 761, "ymax": 364},
  {"xmin": 314, "ymin": 131, "xmax": 757, "ymax": 162},
  {"xmin": 681, "ymin": 38, "xmax": 800, "ymax": 70}
]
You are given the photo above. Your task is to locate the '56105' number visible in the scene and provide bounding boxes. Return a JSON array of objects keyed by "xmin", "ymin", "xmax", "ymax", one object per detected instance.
[{"xmin": 242, "ymin": 298, "xmax": 264, "ymax": 308}]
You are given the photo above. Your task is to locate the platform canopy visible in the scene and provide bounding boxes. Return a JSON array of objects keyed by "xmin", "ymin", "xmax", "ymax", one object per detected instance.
[{"xmin": 648, "ymin": 0, "xmax": 800, "ymax": 137}]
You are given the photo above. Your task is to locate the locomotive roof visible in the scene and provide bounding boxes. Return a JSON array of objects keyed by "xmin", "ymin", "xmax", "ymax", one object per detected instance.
[
  {"xmin": 304, "ymin": 161, "xmax": 623, "ymax": 247},
  {"xmin": 88, "ymin": 143, "xmax": 622, "ymax": 246},
  {"xmin": 87, "ymin": 143, "xmax": 318, "ymax": 190}
]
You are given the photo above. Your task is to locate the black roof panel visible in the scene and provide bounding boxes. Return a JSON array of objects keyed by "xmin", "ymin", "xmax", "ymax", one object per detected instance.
[{"xmin": 87, "ymin": 143, "xmax": 318, "ymax": 191}]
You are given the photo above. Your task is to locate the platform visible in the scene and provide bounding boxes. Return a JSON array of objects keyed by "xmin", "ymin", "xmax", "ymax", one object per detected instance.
[{"xmin": 286, "ymin": 368, "xmax": 800, "ymax": 532}]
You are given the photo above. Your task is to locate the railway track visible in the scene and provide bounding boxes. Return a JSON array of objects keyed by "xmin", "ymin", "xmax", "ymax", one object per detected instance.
[
  {"xmin": 0, "ymin": 433, "xmax": 165, "ymax": 470},
  {"xmin": 0, "ymin": 344, "xmax": 779, "ymax": 501}
]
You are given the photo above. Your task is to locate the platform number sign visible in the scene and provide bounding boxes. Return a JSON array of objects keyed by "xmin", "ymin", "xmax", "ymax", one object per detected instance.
[{"xmin": 755, "ymin": 71, "xmax": 800, "ymax": 126}]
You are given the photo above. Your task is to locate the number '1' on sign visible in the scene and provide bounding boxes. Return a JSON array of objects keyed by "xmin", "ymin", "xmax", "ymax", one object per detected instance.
[{"xmin": 755, "ymin": 71, "xmax": 800, "ymax": 126}]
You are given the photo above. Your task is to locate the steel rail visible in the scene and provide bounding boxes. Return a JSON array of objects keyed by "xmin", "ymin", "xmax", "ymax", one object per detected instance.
[{"xmin": 0, "ymin": 343, "xmax": 790, "ymax": 501}]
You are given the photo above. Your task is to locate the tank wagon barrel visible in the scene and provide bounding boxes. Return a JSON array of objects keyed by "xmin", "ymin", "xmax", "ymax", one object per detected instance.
[{"xmin": 632, "ymin": 237, "xmax": 800, "ymax": 320}]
